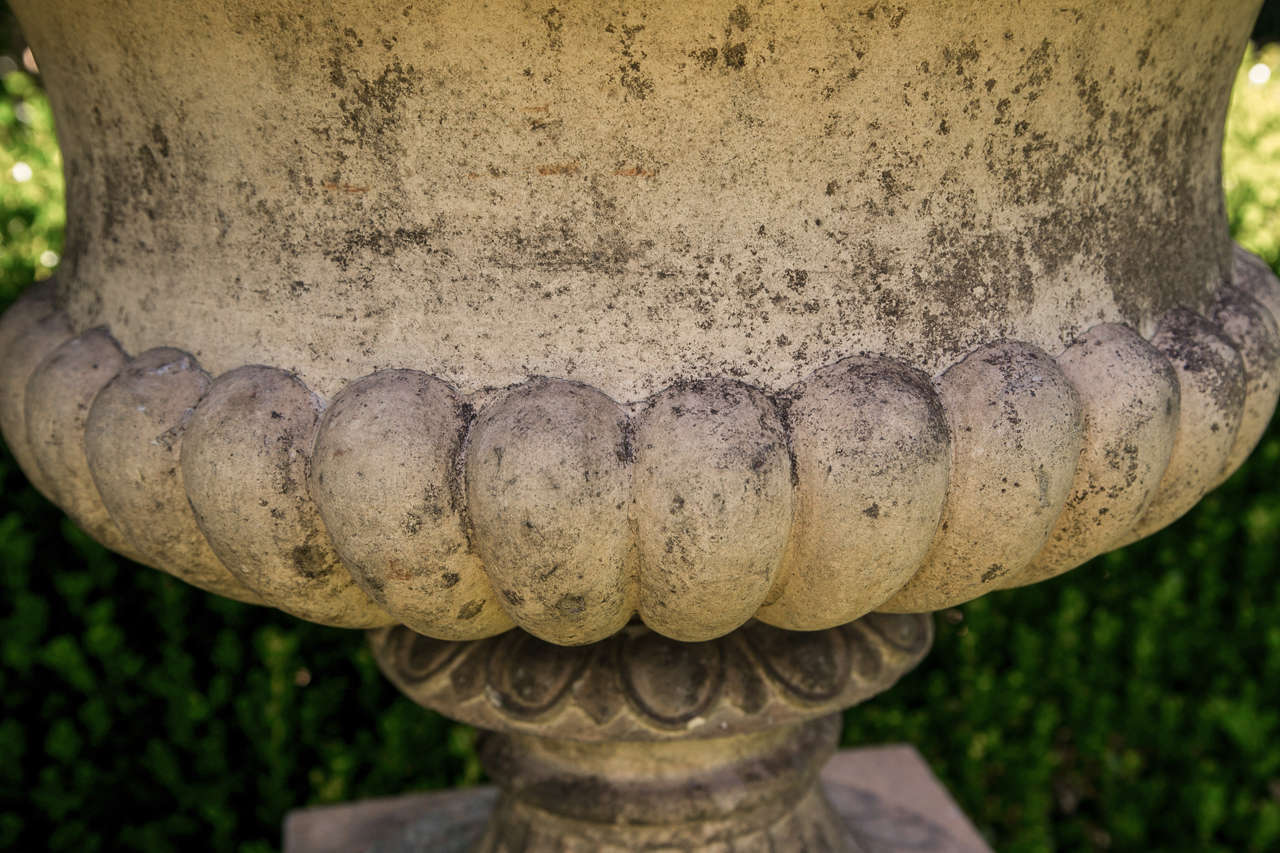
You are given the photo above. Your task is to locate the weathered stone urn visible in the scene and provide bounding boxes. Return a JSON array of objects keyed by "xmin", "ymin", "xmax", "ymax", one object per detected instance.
[{"xmin": 3, "ymin": 0, "xmax": 1279, "ymax": 850}]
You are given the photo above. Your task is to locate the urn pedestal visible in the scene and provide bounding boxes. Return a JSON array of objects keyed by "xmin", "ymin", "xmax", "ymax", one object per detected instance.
[{"xmin": 2, "ymin": 1, "xmax": 1278, "ymax": 850}]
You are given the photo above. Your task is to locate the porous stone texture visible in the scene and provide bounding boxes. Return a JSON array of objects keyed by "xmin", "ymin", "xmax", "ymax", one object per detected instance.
[
  {"xmin": 0, "ymin": 261, "xmax": 1277, "ymax": 638},
  {"xmin": 180, "ymin": 366, "xmax": 394, "ymax": 628},
  {"xmin": 10, "ymin": 0, "xmax": 1258, "ymax": 403},
  {"xmin": 85, "ymin": 348, "xmax": 262, "ymax": 603},
  {"xmin": 1, "ymin": 1, "xmax": 1277, "ymax": 642}
]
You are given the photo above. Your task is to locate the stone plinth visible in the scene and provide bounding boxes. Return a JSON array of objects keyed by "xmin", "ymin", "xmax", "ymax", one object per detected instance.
[{"xmin": 284, "ymin": 745, "xmax": 991, "ymax": 853}]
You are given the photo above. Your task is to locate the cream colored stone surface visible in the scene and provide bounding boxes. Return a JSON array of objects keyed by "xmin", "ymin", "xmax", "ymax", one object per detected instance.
[
  {"xmin": 1124, "ymin": 310, "xmax": 1246, "ymax": 544},
  {"xmin": 310, "ymin": 370, "xmax": 514, "ymax": 639},
  {"xmin": 1210, "ymin": 286, "xmax": 1280, "ymax": 482},
  {"xmin": 0, "ymin": 281, "xmax": 71, "ymax": 501},
  {"xmin": 465, "ymin": 379, "xmax": 635, "ymax": 645},
  {"xmin": 0, "ymin": 0, "xmax": 1277, "ymax": 645},
  {"xmin": 1007, "ymin": 325, "xmax": 1178, "ymax": 588},
  {"xmin": 85, "ymin": 348, "xmax": 262, "ymax": 603},
  {"xmin": 181, "ymin": 366, "xmax": 393, "ymax": 628},
  {"xmin": 10, "ymin": 0, "xmax": 1257, "ymax": 403},
  {"xmin": 23, "ymin": 328, "xmax": 143, "ymax": 561},
  {"xmin": 632, "ymin": 380, "xmax": 791, "ymax": 641},
  {"xmin": 879, "ymin": 343, "xmax": 1082, "ymax": 613},
  {"xmin": 1, "ymin": 261, "xmax": 1278, "ymax": 640},
  {"xmin": 758, "ymin": 357, "xmax": 949, "ymax": 630}
]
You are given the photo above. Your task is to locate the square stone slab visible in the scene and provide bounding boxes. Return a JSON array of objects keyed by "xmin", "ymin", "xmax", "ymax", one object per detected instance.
[{"xmin": 284, "ymin": 745, "xmax": 992, "ymax": 853}]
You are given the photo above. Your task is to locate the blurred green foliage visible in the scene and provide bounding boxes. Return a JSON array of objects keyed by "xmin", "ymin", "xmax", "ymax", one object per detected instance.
[{"xmin": 2, "ymin": 30, "xmax": 1280, "ymax": 853}]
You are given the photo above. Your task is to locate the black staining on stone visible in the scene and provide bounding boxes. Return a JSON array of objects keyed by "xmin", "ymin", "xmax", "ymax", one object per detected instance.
[
  {"xmin": 878, "ymin": 169, "xmax": 906, "ymax": 202},
  {"xmin": 610, "ymin": 22, "xmax": 654, "ymax": 101},
  {"xmin": 784, "ymin": 269, "xmax": 809, "ymax": 292},
  {"xmin": 941, "ymin": 41, "xmax": 982, "ymax": 91},
  {"xmin": 451, "ymin": 398, "xmax": 477, "ymax": 523},
  {"xmin": 980, "ymin": 563, "xmax": 1007, "ymax": 583},
  {"xmin": 457, "ymin": 599, "xmax": 485, "ymax": 620},
  {"xmin": 402, "ymin": 511, "xmax": 422, "ymax": 535},
  {"xmin": 556, "ymin": 593, "xmax": 587, "ymax": 617},
  {"xmin": 1155, "ymin": 310, "xmax": 1247, "ymax": 416},
  {"xmin": 994, "ymin": 97, "xmax": 1012, "ymax": 124},
  {"xmin": 325, "ymin": 221, "xmax": 448, "ymax": 272},
  {"xmin": 441, "ymin": 571, "xmax": 461, "ymax": 589},
  {"xmin": 863, "ymin": 503, "xmax": 880, "ymax": 519},
  {"xmin": 542, "ymin": 7, "xmax": 564, "ymax": 52},
  {"xmin": 729, "ymin": 5, "xmax": 752, "ymax": 31},
  {"xmin": 723, "ymin": 42, "xmax": 748, "ymax": 70},
  {"xmin": 1074, "ymin": 73, "xmax": 1105, "ymax": 123},
  {"xmin": 150, "ymin": 123, "xmax": 170, "ymax": 159},
  {"xmin": 503, "ymin": 589, "xmax": 524, "ymax": 607},
  {"xmin": 1018, "ymin": 39, "xmax": 1055, "ymax": 91},
  {"xmin": 290, "ymin": 543, "xmax": 329, "ymax": 579},
  {"xmin": 488, "ymin": 215, "xmax": 643, "ymax": 275},
  {"xmin": 859, "ymin": 3, "xmax": 908, "ymax": 29},
  {"xmin": 616, "ymin": 417, "xmax": 635, "ymax": 464},
  {"xmin": 766, "ymin": 390, "xmax": 801, "ymax": 488},
  {"xmin": 691, "ymin": 46, "xmax": 719, "ymax": 70},
  {"xmin": 337, "ymin": 58, "xmax": 418, "ymax": 143}
]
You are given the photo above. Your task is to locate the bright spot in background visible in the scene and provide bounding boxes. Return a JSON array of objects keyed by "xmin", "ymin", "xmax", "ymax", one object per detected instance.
[
  {"xmin": 10, "ymin": 162, "xmax": 32, "ymax": 183},
  {"xmin": 38, "ymin": 251, "xmax": 58, "ymax": 268},
  {"xmin": 1249, "ymin": 62, "xmax": 1272, "ymax": 85}
]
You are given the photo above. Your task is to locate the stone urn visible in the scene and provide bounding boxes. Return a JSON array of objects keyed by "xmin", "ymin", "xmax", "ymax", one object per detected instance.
[{"xmin": 3, "ymin": 0, "xmax": 1278, "ymax": 850}]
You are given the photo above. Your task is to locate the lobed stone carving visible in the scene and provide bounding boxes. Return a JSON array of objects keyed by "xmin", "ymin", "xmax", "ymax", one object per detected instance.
[
  {"xmin": 1, "ymin": 246, "xmax": 1278, "ymax": 643},
  {"xmin": 370, "ymin": 612, "xmax": 932, "ymax": 741}
]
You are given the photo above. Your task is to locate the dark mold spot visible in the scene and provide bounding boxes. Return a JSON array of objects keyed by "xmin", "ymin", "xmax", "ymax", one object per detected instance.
[
  {"xmin": 691, "ymin": 46, "xmax": 719, "ymax": 69},
  {"xmin": 290, "ymin": 544, "xmax": 328, "ymax": 579},
  {"xmin": 542, "ymin": 7, "xmax": 564, "ymax": 51},
  {"xmin": 556, "ymin": 594, "xmax": 587, "ymax": 616},
  {"xmin": 457, "ymin": 599, "xmax": 485, "ymax": 620},
  {"xmin": 980, "ymin": 563, "xmax": 1008, "ymax": 583},
  {"xmin": 616, "ymin": 418, "xmax": 635, "ymax": 464}
]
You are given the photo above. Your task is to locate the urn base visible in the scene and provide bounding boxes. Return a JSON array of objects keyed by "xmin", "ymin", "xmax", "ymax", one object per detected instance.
[{"xmin": 283, "ymin": 743, "xmax": 990, "ymax": 853}]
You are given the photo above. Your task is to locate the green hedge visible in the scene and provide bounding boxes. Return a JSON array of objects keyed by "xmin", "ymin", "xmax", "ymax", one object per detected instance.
[{"xmin": 2, "ymin": 36, "xmax": 1280, "ymax": 853}]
